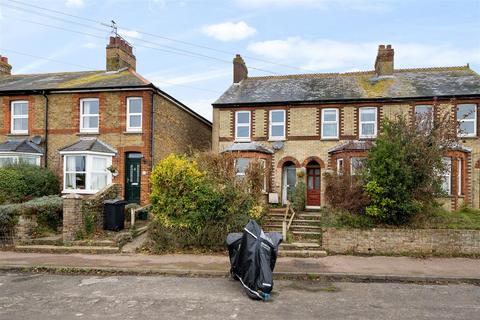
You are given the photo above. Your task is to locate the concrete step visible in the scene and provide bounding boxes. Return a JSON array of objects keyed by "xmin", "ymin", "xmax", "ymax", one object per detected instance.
[
  {"xmin": 22, "ymin": 235, "xmax": 62, "ymax": 246},
  {"xmin": 269, "ymin": 208, "xmax": 287, "ymax": 213},
  {"xmin": 72, "ymin": 239, "xmax": 118, "ymax": 247},
  {"xmin": 278, "ymin": 249, "xmax": 327, "ymax": 258},
  {"xmin": 291, "ymin": 231, "xmax": 322, "ymax": 240},
  {"xmin": 14, "ymin": 245, "xmax": 119, "ymax": 254},
  {"xmin": 263, "ymin": 224, "xmax": 321, "ymax": 231},
  {"xmin": 281, "ymin": 242, "xmax": 321, "ymax": 250}
]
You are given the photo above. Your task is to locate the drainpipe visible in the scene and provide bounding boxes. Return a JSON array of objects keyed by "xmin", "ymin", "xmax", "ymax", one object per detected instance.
[
  {"xmin": 150, "ymin": 91, "xmax": 155, "ymax": 167},
  {"xmin": 42, "ymin": 90, "xmax": 49, "ymax": 167}
]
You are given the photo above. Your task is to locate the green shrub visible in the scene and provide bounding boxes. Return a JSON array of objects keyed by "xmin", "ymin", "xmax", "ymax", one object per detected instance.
[
  {"xmin": 292, "ymin": 181, "xmax": 306, "ymax": 212},
  {"xmin": 0, "ymin": 196, "xmax": 63, "ymax": 236},
  {"xmin": 0, "ymin": 164, "xmax": 59, "ymax": 204},
  {"xmin": 149, "ymin": 153, "xmax": 264, "ymax": 252},
  {"xmin": 363, "ymin": 114, "xmax": 457, "ymax": 225}
]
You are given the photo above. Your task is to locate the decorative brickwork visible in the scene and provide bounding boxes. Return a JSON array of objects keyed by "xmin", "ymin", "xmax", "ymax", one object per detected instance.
[{"xmin": 322, "ymin": 228, "xmax": 480, "ymax": 256}]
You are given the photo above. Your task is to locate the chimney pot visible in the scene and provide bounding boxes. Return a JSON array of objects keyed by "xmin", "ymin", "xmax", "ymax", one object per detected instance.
[{"xmin": 386, "ymin": 44, "xmax": 392, "ymax": 49}]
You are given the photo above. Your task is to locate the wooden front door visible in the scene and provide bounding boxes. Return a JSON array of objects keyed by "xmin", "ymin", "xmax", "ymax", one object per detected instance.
[
  {"xmin": 125, "ymin": 153, "xmax": 141, "ymax": 204},
  {"xmin": 306, "ymin": 166, "xmax": 321, "ymax": 207}
]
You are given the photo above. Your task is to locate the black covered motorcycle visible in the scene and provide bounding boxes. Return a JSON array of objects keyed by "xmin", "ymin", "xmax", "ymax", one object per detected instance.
[{"xmin": 226, "ymin": 219, "xmax": 283, "ymax": 300}]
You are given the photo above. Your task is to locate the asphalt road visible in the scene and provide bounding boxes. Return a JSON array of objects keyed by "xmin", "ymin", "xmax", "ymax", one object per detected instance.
[{"xmin": 0, "ymin": 273, "xmax": 479, "ymax": 320}]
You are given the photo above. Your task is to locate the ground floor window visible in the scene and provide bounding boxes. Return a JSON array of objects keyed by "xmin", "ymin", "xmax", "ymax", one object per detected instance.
[
  {"xmin": 350, "ymin": 157, "xmax": 366, "ymax": 175},
  {"xmin": 0, "ymin": 154, "xmax": 41, "ymax": 167},
  {"xmin": 234, "ymin": 157, "xmax": 267, "ymax": 192},
  {"xmin": 63, "ymin": 154, "xmax": 112, "ymax": 193},
  {"xmin": 441, "ymin": 157, "xmax": 452, "ymax": 195}
]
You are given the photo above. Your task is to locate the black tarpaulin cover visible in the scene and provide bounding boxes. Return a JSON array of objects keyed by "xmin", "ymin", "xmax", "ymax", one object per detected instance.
[{"xmin": 226, "ymin": 219, "xmax": 283, "ymax": 300}]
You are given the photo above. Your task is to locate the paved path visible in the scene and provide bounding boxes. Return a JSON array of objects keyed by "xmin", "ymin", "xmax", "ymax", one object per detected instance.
[
  {"xmin": 1, "ymin": 251, "xmax": 479, "ymax": 281},
  {"xmin": 1, "ymin": 273, "xmax": 479, "ymax": 319}
]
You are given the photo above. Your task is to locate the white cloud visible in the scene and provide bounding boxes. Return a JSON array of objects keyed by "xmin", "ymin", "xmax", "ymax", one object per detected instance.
[
  {"xmin": 82, "ymin": 42, "xmax": 97, "ymax": 49},
  {"xmin": 65, "ymin": 0, "xmax": 84, "ymax": 8},
  {"xmin": 247, "ymin": 38, "xmax": 480, "ymax": 72},
  {"xmin": 202, "ymin": 21, "xmax": 256, "ymax": 42},
  {"xmin": 118, "ymin": 29, "xmax": 142, "ymax": 39},
  {"xmin": 235, "ymin": 0, "xmax": 389, "ymax": 12},
  {"xmin": 180, "ymin": 97, "xmax": 215, "ymax": 121}
]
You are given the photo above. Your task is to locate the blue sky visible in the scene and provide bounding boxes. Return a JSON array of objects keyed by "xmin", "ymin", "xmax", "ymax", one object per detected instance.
[{"xmin": 0, "ymin": 0, "xmax": 479, "ymax": 120}]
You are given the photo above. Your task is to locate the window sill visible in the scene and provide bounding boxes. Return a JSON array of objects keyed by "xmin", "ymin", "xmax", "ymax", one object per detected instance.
[
  {"xmin": 124, "ymin": 131, "xmax": 143, "ymax": 134},
  {"xmin": 234, "ymin": 139, "xmax": 251, "ymax": 143},
  {"xmin": 62, "ymin": 189, "xmax": 97, "ymax": 195},
  {"xmin": 457, "ymin": 136, "xmax": 477, "ymax": 139},
  {"xmin": 7, "ymin": 133, "xmax": 29, "ymax": 137},
  {"xmin": 268, "ymin": 138, "xmax": 286, "ymax": 142},
  {"xmin": 77, "ymin": 132, "xmax": 99, "ymax": 136},
  {"xmin": 320, "ymin": 137, "xmax": 339, "ymax": 141}
]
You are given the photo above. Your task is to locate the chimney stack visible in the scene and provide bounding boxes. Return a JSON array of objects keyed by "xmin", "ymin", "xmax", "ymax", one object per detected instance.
[
  {"xmin": 106, "ymin": 36, "xmax": 136, "ymax": 71},
  {"xmin": 374, "ymin": 44, "xmax": 394, "ymax": 76},
  {"xmin": 233, "ymin": 54, "xmax": 248, "ymax": 83},
  {"xmin": 0, "ymin": 55, "xmax": 12, "ymax": 75}
]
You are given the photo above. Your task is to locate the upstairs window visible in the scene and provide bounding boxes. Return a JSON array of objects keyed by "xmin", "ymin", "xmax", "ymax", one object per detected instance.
[
  {"xmin": 235, "ymin": 111, "xmax": 251, "ymax": 141},
  {"xmin": 321, "ymin": 108, "xmax": 339, "ymax": 139},
  {"xmin": 80, "ymin": 98, "xmax": 99, "ymax": 133},
  {"xmin": 359, "ymin": 107, "xmax": 377, "ymax": 138},
  {"xmin": 127, "ymin": 97, "xmax": 143, "ymax": 132},
  {"xmin": 269, "ymin": 110, "xmax": 286, "ymax": 140},
  {"xmin": 415, "ymin": 105, "xmax": 434, "ymax": 131},
  {"xmin": 457, "ymin": 104, "xmax": 477, "ymax": 137},
  {"xmin": 11, "ymin": 101, "xmax": 29, "ymax": 134}
]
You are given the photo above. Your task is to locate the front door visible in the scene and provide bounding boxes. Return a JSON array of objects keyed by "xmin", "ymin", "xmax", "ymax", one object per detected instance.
[
  {"xmin": 282, "ymin": 164, "xmax": 297, "ymax": 205},
  {"xmin": 125, "ymin": 153, "xmax": 141, "ymax": 203},
  {"xmin": 306, "ymin": 165, "xmax": 321, "ymax": 207}
]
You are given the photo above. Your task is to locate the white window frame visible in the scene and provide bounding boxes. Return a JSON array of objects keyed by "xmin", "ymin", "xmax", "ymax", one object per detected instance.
[
  {"xmin": 457, "ymin": 104, "xmax": 477, "ymax": 137},
  {"xmin": 11, "ymin": 100, "xmax": 29, "ymax": 135},
  {"xmin": 415, "ymin": 104, "xmax": 434, "ymax": 130},
  {"xmin": 235, "ymin": 111, "xmax": 251, "ymax": 142},
  {"xmin": 80, "ymin": 98, "xmax": 100, "ymax": 133},
  {"xmin": 359, "ymin": 107, "xmax": 377, "ymax": 139},
  {"xmin": 269, "ymin": 110, "xmax": 286, "ymax": 141},
  {"xmin": 336, "ymin": 158, "xmax": 344, "ymax": 174},
  {"xmin": 457, "ymin": 158, "xmax": 462, "ymax": 196},
  {"xmin": 350, "ymin": 157, "xmax": 366, "ymax": 176},
  {"xmin": 441, "ymin": 157, "xmax": 452, "ymax": 195},
  {"xmin": 126, "ymin": 97, "xmax": 143, "ymax": 132},
  {"xmin": 0, "ymin": 153, "xmax": 41, "ymax": 167},
  {"xmin": 321, "ymin": 108, "xmax": 339, "ymax": 139},
  {"xmin": 61, "ymin": 152, "xmax": 113, "ymax": 194}
]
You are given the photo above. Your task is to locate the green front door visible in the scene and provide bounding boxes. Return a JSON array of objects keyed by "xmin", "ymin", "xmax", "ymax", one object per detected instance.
[{"xmin": 125, "ymin": 153, "xmax": 142, "ymax": 204}]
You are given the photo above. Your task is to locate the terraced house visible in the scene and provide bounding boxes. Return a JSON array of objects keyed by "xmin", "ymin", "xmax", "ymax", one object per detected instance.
[
  {"xmin": 0, "ymin": 36, "xmax": 211, "ymax": 205},
  {"xmin": 213, "ymin": 45, "xmax": 480, "ymax": 211}
]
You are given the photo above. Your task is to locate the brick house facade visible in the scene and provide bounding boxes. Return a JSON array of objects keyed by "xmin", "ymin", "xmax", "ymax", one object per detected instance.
[
  {"xmin": 0, "ymin": 36, "xmax": 211, "ymax": 205},
  {"xmin": 212, "ymin": 45, "xmax": 480, "ymax": 211}
]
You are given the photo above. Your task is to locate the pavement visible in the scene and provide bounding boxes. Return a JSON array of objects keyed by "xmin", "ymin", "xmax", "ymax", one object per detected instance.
[
  {"xmin": 0, "ymin": 251, "xmax": 479, "ymax": 283},
  {"xmin": 1, "ymin": 273, "xmax": 479, "ymax": 319}
]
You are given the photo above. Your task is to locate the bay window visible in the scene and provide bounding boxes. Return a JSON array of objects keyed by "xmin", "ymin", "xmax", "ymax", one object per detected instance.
[
  {"xmin": 127, "ymin": 97, "xmax": 142, "ymax": 132},
  {"xmin": 63, "ymin": 153, "xmax": 112, "ymax": 193},
  {"xmin": 0, "ymin": 154, "xmax": 40, "ymax": 167},
  {"xmin": 457, "ymin": 104, "xmax": 477, "ymax": 137},
  {"xmin": 359, "ymin": 107, "xmax": 377, "ymax": 138},
  {"xmin": 269, "ymin": 110, "xmax": 286, "ymax": 140},
  {"xmin": 321, "ymin": 108, "xmax": 339, "ymax": 139},
  {"xmin": 350, "ymin": 157, "xmax": 366, "ymax": 175},
  {"xmin": 235, "ymin": 111, "xmax": 251, "ymax": 141},
  {"xmin": 80, "ymin": 98, "xmax": 99, "ymax": 133},
  {"xmin": 11, "ymin": 101, "xmax": 29, "ymax": 134},
  {"xmin": 441, "ymin": 157, "xmax": 452, "ymax": 195}
]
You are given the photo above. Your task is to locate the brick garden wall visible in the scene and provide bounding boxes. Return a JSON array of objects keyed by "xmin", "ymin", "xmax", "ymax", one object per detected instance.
[{"xmin": 322, "ymin": 228, "xmax": 480, "ymax": 256}]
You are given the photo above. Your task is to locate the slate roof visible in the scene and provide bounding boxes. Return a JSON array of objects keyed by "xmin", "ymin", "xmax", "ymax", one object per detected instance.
[
  {"xmin": 0, "ymin": 139, "xmax": 44, "ymax": 154},
  {"xmin": 328, "ymin": 140, "xmax": 373, "ymax": 154},
  {"xmin": 222, "ymin": 142, "xmax": 274, "ymax": 154},
  {"xmin": 214, "ymin": 66, "xmax": 480, "ymax": 105},
  {"xmin": 0, "ymin": 68, "xmax": 150, "ymax": 92},
  {"xmin": 59, "ymin": 138, "xmax": 117, "ymax": 154}
]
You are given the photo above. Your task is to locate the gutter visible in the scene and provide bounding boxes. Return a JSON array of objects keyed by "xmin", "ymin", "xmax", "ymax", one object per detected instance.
[{"xmin": 212, "ymin": 94, "xmax": 480, "ymax": 108}]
